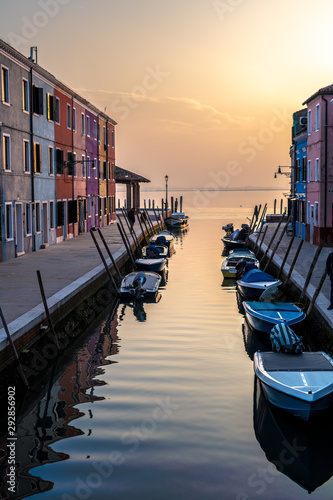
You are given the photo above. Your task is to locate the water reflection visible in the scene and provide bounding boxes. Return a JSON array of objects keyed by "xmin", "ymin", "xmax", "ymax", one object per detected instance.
[
  {"xmin": 0, "ymin": 302, "xmax": 120, "ymax": 499},
  {"xmin": 242, "ymin": 319, "xmax": 270, "ymax": 360},
  {"xmin": 118, "ymin": 293, "xmax": 162, "ymax": 323},
  {"xmin": 253, "ymin": 377, "xmax": 333, "ymax": 493}
]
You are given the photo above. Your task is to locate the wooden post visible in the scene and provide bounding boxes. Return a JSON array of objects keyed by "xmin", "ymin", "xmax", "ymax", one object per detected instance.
[
  {"xmin": 36, "ymin": 270, "xmax": 59, "ymax": 350},
  {"xmin": 90, "ymin": 229, "xmax": 119, "ymax": 291},
  {"xmin": 137, "ymin": 213, "xmax": 149, "ymax": 246},
  {"xmin": 117, "ymin": 216, "xmax": 137, "ymax": 265},
  {"xmin": 263, "ymin": 215, "xmax": 291, "ymax": 272},
  {"xmin": 260, "ymin": 214, "xmax": 286, "ymax": 266},
  {"xmin": 144, "ymin": 207, "xmax": 156, "ymax": 235},
  {"xmin": 180, "ymin": 196, "xmax": 183, "ymax": 212},
  {"xmin": 299, "ymin": 245, "xmax": 323, "ymax": 303},
  {"xmin": 97, "ymin": 228, "xmax": 123, "ymax": 281},
  {"xmin": 274, "ymin": 199, "xmax": 276, "ymax": 214},
  {"xmin": 253, "ymin": 203, "xmax": 267, "ymax": 233},
  {"xmin": 280, "ymin": 199, "xmax": 283, "ymax": 214},
  {"xmin": 117, "ymin": 223, "xmax": 137, "ymax": 269},
  {"xmin": 175, "ymin": 198, "xmax": 178, "ymax": 212},
  {"xmin": 255, "ymin": 225, "xmax": 268, "ymax": 257},
  {"xmin": 0, "ymin": 306, "xmax": 29, "ymax": 388},
  {"xmin": 306, "ymin": 267, "xmax": 328, "ymax": 318},
  {"xmin": 277, "ymin": 234, "xmax": 295, "ymax": 280},
  {"xmin": 121, "ymin": 208, "xmax": 142, "ymax": 257},
  {"xmin": 171, "ymin": 196, "xmax": 174, "ymax": 213},
  {"xmin": 284, "ymin": 239, "xmax": 304, "ymax": 286},
  {"xmin": 153, "ymin": 207, "xmax": 163, "ymax": 232}
]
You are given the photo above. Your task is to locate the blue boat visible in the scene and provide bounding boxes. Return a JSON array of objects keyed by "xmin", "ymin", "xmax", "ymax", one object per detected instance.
[
  {"xmin": 243, "ymin": 301, "xmax": 306, "ymax": 333},
  {"xmin": 236, "ymin": 269, "xmax": 281, "ymax": 300}
]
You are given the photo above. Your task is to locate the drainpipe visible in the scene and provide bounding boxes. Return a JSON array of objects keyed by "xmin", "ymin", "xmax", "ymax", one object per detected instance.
[
  {"xmin": 322, "ymin": 95, "xmax": 328, "ymax": 245},
  {"xmin": 29, "ymin": 66, "xmax": 36, "ymax": 251}
]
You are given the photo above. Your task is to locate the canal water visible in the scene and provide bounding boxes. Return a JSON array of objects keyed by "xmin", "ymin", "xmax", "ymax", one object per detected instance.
[{"xmin": 2, "ymin": 191, "xmax": 333, "ymax": 499}]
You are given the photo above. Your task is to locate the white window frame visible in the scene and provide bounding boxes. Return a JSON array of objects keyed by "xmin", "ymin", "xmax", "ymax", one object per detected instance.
[
  {"xmin": 23, "ymin": 139, "xmax": 30, "ymax": 173},
  {"xmin": 307, "ymin": 201, "xmax": 310, "ymax": 224},
  {"xmin": 98, "ymin": 123, "xmax": 100, "ymax": 143},
  {"xmin": 73, "ymin": 107, "xmax": 76, "ymax": 132},
  {"xmin": 97, "ymin": 159, "xmax": 100, "ymax": 180},
  {"xmin": 50, "ymin": 200, "xmax": 55, "ymax": 229},
  {"xmin": 315, "ymin": 104, "xmax": 320, "ymax": 132},
  {"xmin": 86, "ymin": 115, "xmax": 90, "ymax": 137},
  {"xmin": 93, "ymin": 120, "xmax": 97, "ymax": 140},
  {"xmin": 25, "ymin": 203, "xmax": 32, "ymax": 236},
  {"xmin": 35, "ymin": 201, "xmax": 41, "ymax": 233},
  {"xmin": 315, "ymin": 202, "xmax": 319, "ymax": 226},
  {"xmin": 34, "ymin": 142, "xmax": 41, "ymax": 173},
  {"xmin": 73, "ymin": 152, "xmax": 77, "ymax": 177},
  {"xmin": 67, "ymin": 103, "xmax": 71, "ymax": 130},
  {"xmin": 308, "ymin": 109, "xmax": 311, "ymax": 135},
  {"xmin": 67, "ymin": 150, "xmax": 72, "ymax": 177},
  {"xmin": 3, "ymin": 133, "xmax": 11, "ymax": 171},
  {"xmin": 315, "ymin": 158, "xmax": 319, "ymax": 181},
  {"xmin": 49, "ymin": 146, "xmax": 54, "ymax": 175},
  {"xmin": 1, "ymin": 65, "xmax": 10, "ymax": 105},
  {"xmin": 5, "ymin": 202, "xmax": 13, "ymax": 240},
  {"xmin": 87, "ymin": 196, "xmax": 91, "ymax": 218},
  {"xmin": 307, "ymin": 159, "xmax": 311, "ymax": 182},
  {"xmin": 112, "ymin": 130, "xmax": 114, "ymax": 148},
  {"xmin": 87, "ymin": 155, "xmax": 90, "ymax": 178},
  {"xmin": 56, "ymin": 97, "xmax": 60, "ymax": 125},
  {"xmin": 81, "ymin": 113, "xmax": 85, "ymax": 136},
  {"xmin": 22, "ymin": 78, "xmax": 29, "ymax": 112},
  {"xmin": 82, "ymin": 154, "xmax": 86, "ymax": 178}
]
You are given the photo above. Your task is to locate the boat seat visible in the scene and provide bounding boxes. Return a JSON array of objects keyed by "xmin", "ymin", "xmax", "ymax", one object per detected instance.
[{"xmin": 260, "ymin": 352, "xmax": 333, "ymax": 372}]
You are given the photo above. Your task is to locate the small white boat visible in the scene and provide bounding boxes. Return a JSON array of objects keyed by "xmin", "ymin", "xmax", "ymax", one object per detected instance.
[
  {"xmin": 150, "ymin": 230, "xmax": 175, "ymax": 254},
  {"xmin": 135, "ymin": 257, "xmax": 166, "ymax": 272},
  {"xmin": 119, "ymin": 271, "xmax": 161, "ymax": 299},
  {"xmin": 243, "ymin": 301, "xmax": 306, "ymax": 333},
  {"xmin": 142, "ymin": 244, "xmax": 168, "ymax": 258},
  {"xmin": 236, "ymin": 269, "xmax": 281, "ymax": 300},
  {"xmin": 254, "ymin": 351, "xmax": 333, "ymax": 420},
  {"xmin": 165, "ymin": 212, "xmax": 189, "ymax": 230},
  {"xmin": 221, "ymin": 249, "xmax": 259, "ymax": 279}
]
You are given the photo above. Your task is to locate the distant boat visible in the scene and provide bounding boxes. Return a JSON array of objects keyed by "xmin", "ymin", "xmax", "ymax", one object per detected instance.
[
  {"xmin": 165, "ymin": 212, "xmax": 189, "ymax": 230},
  {"xmin": 221, "ymin": 249, "xmax": 259, "ymax": 279},
  {"xmin": 119, "ymin": 271, "xmax": 161, "ymax": 299},
  {"xmin": 243, "ymin": 301, "xmax": 306, "ymax": 333},
  {"xmin": 150, "ymin": 230, "xmax": 175, "ymax": 254},
  {"xmin": 221, "ymin": 224, "xmax": 250, "ymax": 252},
  {"xmin": 142, "ymin": 244, "xmax": 168, "ymax": 258},
  {"xmin": 254, "ymin": 351, "xmax": 333, "ymax": 421},
  {"xmin": 236, "ymin": 269, "xmax": 281, "ymax": 300}
]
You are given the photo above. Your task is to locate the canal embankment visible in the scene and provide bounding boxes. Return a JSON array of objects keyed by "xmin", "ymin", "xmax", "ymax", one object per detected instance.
[
  {"xmin": 248, "ymin": 222, "xmax": 333, "ymax": 348},
  {"xmin": 0, "ymin": 212, "xmax": 161, "ymax": 378}
]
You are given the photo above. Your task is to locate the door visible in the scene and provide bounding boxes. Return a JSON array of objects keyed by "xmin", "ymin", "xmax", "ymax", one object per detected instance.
[
  {"xmin": 43, "ymin": 202, "xmax": 48, "ymax": 244},
  {"xmin": 310, "ymin": 205, "xmax": 314, "ymax": 244},
  {"xmin": 79, "ymin": 200, "xmax": 85, "ymax": 233},
  {"xmin": 15, "ymin": 203, "xmax": 24, "ymax": 255},
  {"xmin": 63, "ymin": 200, "xmax": 68, "ymax": 239}
]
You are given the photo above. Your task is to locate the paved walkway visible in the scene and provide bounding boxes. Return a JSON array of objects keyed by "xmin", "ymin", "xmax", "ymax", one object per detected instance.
[
  {"xmin": 0, "ymin": 215, "xmax": 154, "ymax": 349},
  {"xmin": 249, "ymin": 222, "xmax": 333, "ymax": 326}
]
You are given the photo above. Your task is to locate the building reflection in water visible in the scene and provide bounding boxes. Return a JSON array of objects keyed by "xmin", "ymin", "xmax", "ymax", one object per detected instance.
[
  {"xmin": 253, "ymin": 376, "xmax": 333, "ymax": 494},
  {"xmin": 0, "ymin": 301, "xmax": 120, "ymax": 499}
]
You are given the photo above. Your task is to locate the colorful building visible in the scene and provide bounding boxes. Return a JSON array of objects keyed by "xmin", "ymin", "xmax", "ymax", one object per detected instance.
[
  {"xmin": 290, "ymin": 109, "xmax": 307, "ymax": 240},
  {"xmin": 0, "ymin": 39, "xmax": 117, "ymax": 262}
]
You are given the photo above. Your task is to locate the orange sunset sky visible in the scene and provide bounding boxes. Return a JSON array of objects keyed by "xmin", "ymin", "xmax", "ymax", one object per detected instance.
[{"xmin": 1, "ymin": 0, "xmax": 333, "ymax": 190}]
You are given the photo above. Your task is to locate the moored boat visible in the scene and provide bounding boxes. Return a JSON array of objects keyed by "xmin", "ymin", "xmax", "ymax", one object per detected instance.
[
  {"xmin": 243, "ymin": 301, "xmax": 306, "ymax": 333},
  {"xmin": 150, "ymin": 230, "xmax": 175, "ymax": 254},
  {"xmin": 119, "ymin": 271, "xmax": 161, "ymax": 299},
  {"xmin": 165, "ymin": 212, "xmax": 189, "ymax": 230},
  {"xmin": 254, "ymin": 350, "xmax": 333, "ymax": 420},
  {"xmin": 221, "ymin": 224, "xmax": 250, "ymax": 252},
  {"xmin": 221, "ymin": 249, "xmax": 259, "ymax": 279},
  {"xmin": 142, "ymin": 244, "xmax": 168, "ymax": 258},
  {"xmin": 236, "ymin": 269, "xmax": 281, "ymax": 300},
  {"xmin": 135, "ymin": 257, "xmax": 166, "ymax": 272}
]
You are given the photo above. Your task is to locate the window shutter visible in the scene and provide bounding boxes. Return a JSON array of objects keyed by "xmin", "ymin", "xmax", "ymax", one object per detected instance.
[
  {"xmin": 57, "ymin": 201, "xmax": 64, "ymax": 226},
  {"xmin": 67, "ymin": 152, "xmax": 75, "ymax": 175},
  {"xmin": 68, "ymin": 200, "xmax": 78, "ymax": 224},
  {"xmin": 33, "ymin": 86, "xmax": 44, "ymax": 115},
  {"xmin": 56, "ymin": 149, "xmax": 64, "ymax": 174}
]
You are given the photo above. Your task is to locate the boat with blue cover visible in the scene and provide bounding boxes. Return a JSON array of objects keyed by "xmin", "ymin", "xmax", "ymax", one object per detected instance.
[
  {"xmin": 236, "ymin": 269, "xmax": 281, "ymax": 300},
  {"xmin": 243, "ymin": 301, "xmax": 306, "ymax": 333},
  {"xmin": 150, "ymin": 230, "xmax": 175, "ymax": 255}
]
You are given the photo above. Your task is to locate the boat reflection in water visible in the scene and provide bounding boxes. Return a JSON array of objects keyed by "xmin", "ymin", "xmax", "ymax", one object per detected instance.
[
  {"xmin": 242, "ymin": 318, "xmax": 270, "ymax": 361},
  {"xmin": 0, "ymin": 302, "xmax": 121, "ymax": 499},
  {"xmin": 253, "ymin": 376, "xmax": 333, "ymax": 494},
  {"xmin": 118, "ymin": 292, "xmax": 162, "ymax": 322}
]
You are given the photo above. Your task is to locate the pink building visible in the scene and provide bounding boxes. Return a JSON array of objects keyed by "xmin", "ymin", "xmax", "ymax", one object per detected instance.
[{"xmin": 303, "ymin": 85, "xmax": 333, "ymax": 245}]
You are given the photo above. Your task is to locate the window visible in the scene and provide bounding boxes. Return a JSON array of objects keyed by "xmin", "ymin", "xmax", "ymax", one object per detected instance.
[
  {"xmin": 47, "ymin": 93, "xmax": 57, "ymax": 121},
  {"xmin": 307, "ymin": 160, "xmax": 311, "ymax": 182},
  {"xmin": 93, "ymin": 159, "xmax": 97, "ymax": 179},
  {"xmin": 33, "ymin": 143, "xmax": 41, "ymax": 173},
  {"xmin": 98, "ymin": 123, "xmax": 100, "ymax": 142},
  {"xmin": 73, "ymin": 108, "xmax": 76, "ymax": 132},
  {"xmin": 3, "ymin": 134, "xmax": 11, "ymax": 171},
  {"xmin": 73, "ymin": 152, "xmax": 77, "ymax": 177},
  {"xmin": 33, "ymin": 85, "xmax": 43, "ymax": 115},
  {"xmin": 50, "ymin": 201, "xmax": 55, "ymax": 229},
  {"xmin": 307, "ymin": 201, "xmax": 310, "ymax": 224},
  {"xmin": 57, "ymin": 201, "xmax": 65, "ymax": 227},
  {"xmin": 5, "ymin": 203, "xmax": 13, "ymax": 240},
  {"xmin": 102, "ymin": 161, "xmax": 107, "ymax": 180},
  {"xmin": 97, "ymin": 159, "xmax": 100, "ymax": 180},
  {"xmin": 56, "ymin": 148, "xmax": 64, "ymax": 174},
  {"xmin": 67, "ymin": 103, "xmax": 71, "ymax": 129},
  {"xmin": 308, "ymin": 109, "xmax": 311, "ymax": 135},
  {"xmin": 315, "ymin": 202, "xmax": 319, "ymax": 226},
  {"xmin": 68, "ymin": 200, "xmax": 78, "ymax": 224},
  {"xmin": 315, "ymin": 104, "xmax": 320, "ymax": 131},
  {"xmin": 23, "ymin": 140, "xmax": 30, "ymax": 173},
  {"xmin": 25, "ymin": 203, "xmax": 32, "ymax": 235},
  {"xmin": 82, "ymin": 155, "xmax": 86, "ymax": 177},
  {"xmin": 87, "ymin": 155, "xmax": 90, "ymax": 178},
  {"xmin": 81, "ymin": 113, "xmax": 85, "ymax": 135},
  {"xmin": 1, "ymin": 66, "xmax": 9, "ymax": 104},
  {"xmin": 315, "ymin": 158, "xmax": 319, "ymax": 181},
  {"xmin": 67, "ymin": 151, "xmax": 74, "ymax": 176},
  {"xmin": 103, "ymin": 126, "xmax": 106, "ymax": 146},
  {"xmin": 35, "ymin": 202, "xmax": 41, "ymax": 232},
  {"xmin": 302, "ymin": 156, "xmax": 307, "ymax": 182},
  {"xmin": 86, "ymin": 116, "xmax": 90, "ymax": 137},
  {"xmin": 107, "ymin": 128, "xmax": 109, "ymax": 146},
  {"xmin": 93, "ymin": 120, "xmax": 97, "ymax": 140},
  {"xmin": 22, "ymin": 78, "xmax": 29, "ymax": 112},
  {"xmin": 49, "ymin": 146, "xmax": 54, "ymax": 175},
  {"xmin": 56, "ymin": 97, "xmax": 60, "ymax": 124},
  {"xmin": 112, "ymin": 130, "xmax": 114, "ymax": 148}
]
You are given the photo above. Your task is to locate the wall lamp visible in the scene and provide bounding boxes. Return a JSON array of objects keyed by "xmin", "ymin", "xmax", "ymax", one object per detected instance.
[{"xmin": 274, "ymin": 166, "xmax": 291, "ymax": 178}]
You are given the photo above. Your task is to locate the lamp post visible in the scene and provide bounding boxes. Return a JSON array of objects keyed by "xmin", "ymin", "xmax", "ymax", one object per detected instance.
[{"xmin": 165, "ymin": 175, "xmax": 168, "ymax": 217}]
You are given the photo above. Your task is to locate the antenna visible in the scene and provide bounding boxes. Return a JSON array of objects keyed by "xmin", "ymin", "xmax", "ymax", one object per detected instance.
[{"xmin": 29, "ymin": 46, "xmax": 38, "ymax": 64}]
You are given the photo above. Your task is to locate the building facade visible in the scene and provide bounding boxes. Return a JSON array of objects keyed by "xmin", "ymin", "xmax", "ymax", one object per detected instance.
[{"xmin": 0, "ymin": 39, "xmax": 117, "ymax": 262}]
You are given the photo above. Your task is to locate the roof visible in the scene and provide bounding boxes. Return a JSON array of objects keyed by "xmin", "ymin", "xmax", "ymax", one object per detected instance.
[
  {"xmin": 116, "ymin": 166, "xmax": 150, "ymax": 184},
  {"xmin": 0, "ymin": 38, "xmax": 117, "ymax": 125},
  {"xmin": 302, "ymin": 84, "xmax": 333, "ymax": 105}
]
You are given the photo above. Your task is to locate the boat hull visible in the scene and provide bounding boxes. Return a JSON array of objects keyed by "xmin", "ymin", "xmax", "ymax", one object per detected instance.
[
  {"xmin": 135, "ymin": 258, "xmax": 166, "ymax": 272},
  {"xmin": 254, "ymin": 351, "xmax": 333, "ymax": 420},
  {"xmin": 243, "ymin": 301, "xmax": 306, "ymax": 333},
  {"xmin": 236, "ymin": 280, "xmax": 281, "ymax": 300},
  {"xmin": 119, "ymin": 271, "xmax": 162, "ymax": 299},
  {"xmin": 222, "ymin": 236, "xmax": 247, "ymax": 252}
]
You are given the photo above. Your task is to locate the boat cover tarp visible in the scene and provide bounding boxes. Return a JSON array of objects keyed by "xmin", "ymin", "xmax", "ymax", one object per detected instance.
[
  {"xmin": 270, "ymin": 323, "xmax": 303, "ymax": 354},
  {"xmin": 248, "ymin": 302, "xmax": 299, "ymax": 312},
  {"xmin": 261, "ymin": 352, "xmax": 333, "ymax": 372},
  {"xmin": 241, "ymin": 269, "xmax": 277, "ymax": 283}
]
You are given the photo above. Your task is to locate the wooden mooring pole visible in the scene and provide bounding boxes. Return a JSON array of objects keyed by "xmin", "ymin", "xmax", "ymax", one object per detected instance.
[
  {"xmin": 137, "ymin": 213, "xmax": 149, "ymax": 246},
  {"xmin": 255, "ymin": 225, "xmax": 268, "ymax": 257},
  {"xmin": 260, "ymin": 214, "xmax": 286, "ymax": 266},
  {"xmin": 0, "ymin": 306, "xmax": 29, "ymax": 388},
  {"xmin": 263, "ymin": 215, "xmax": 291, "ymax": 272},
  {"xmin": 97, "ymin": 228, "xmax": 123, "ymax": 282},
  {"xmin": 90, "ymin": 229, "xmax": 119, "ymax": 292},
  {"xmin": 277, "ymin": 234, "xmax": 295, "ymax": 280},
  {"xmin": 284, "ymin": 239, "xmax": 304, "ymax": 287},
  {"xmin": 121, "ymin": 208, "xmax": 142, "ymax": 257},
  {"xmin": 306, "ymin": 267, "xmax": 328, "ymax": 318},
  {"xmin": 299, "ymin": 245, "xmax": 323, "ymax": 303},
  {"xmin": 36, "ymin": 270, "xmax": 59, "ymax": 350},
  {"xmin": 117, "ymin": 223, "xmax": 137, "ymax": 270},
  {"xmin": 153, "ymin": 207, "xmax": 163, "ymax": 232}
]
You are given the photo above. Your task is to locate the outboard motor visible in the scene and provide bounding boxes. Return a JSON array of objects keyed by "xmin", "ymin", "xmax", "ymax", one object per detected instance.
[
  {"xmin": 156, "ymin": 235, "xmax": 167, "ymax": 247},
  {"xmin": 131, "ymin": 271, "xmax": 147, "ymax": 300},
  {"xmin": 270, "ymin": 323, "xmax": 304, "ymax": 354},
  {"xmin": 222, "ymin": 223, "xmax": 234, "ymax": 236}
]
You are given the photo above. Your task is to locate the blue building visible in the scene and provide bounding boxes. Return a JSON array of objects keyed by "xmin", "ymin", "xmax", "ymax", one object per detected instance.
[{"xmin": 291, "ymin": 109, "xmax": 307, "ymax": 240}]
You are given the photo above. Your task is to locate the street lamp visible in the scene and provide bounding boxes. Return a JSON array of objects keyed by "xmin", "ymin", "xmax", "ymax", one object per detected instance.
[
  {"xmin": 165, "ymin": 175, "xmax": 168, "ymax": 216},
  {"xmin": 274, "ymin": 166, "xmax": 291, "ymax": 178}
]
